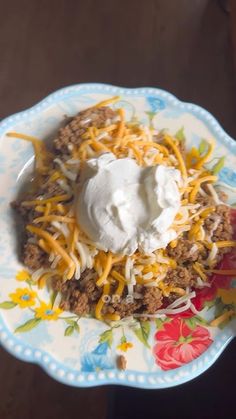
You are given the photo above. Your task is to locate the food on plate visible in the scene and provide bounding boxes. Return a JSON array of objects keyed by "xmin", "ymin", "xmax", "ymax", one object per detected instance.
[{"xmin": 9, "ymin": 96, "xmax": 236, "ymax": 323}]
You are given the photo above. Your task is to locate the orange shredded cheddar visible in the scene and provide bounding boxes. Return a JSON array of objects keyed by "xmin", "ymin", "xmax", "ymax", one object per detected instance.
[
  {"xmin": 94, "ymin": 95, "xmax": 120, "ymax": 108},
  {"xmin": 95, "ymin": 282, "xmax": 110, "ymax": 320},
  {"xmin": 164, "ymin": 134, "xmax": 187, "ymax": 178},
  {"xmin": 194, "ymin": 141, "xmax": 214, "ymax": 170},
  {"xmin": 96, "ymin": 253, "xmax": 113, "ymax": 286},
  {"xmin": 189, "ymin": 176, "xmax": 218, "ymax": 203},
  {"xmin": 26, "ymin": 225, "xmax": 75, "ymax": 278},
  {"xmin": 22, "ymin": 194, "xmax": 71, "ymax": 206}
]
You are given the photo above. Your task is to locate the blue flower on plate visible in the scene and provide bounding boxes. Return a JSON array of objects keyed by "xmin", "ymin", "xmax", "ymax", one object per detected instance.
[
  {"xmin": 80, "ymin": 342, "xmax": 114, "ymax": 372},
  {"xmin": 218, "ymin": 167, "xmax": 236, "ymax": 187},
  {"xmin": 146, "ymin": 97, "xmax": 165, "ymax": 113}
]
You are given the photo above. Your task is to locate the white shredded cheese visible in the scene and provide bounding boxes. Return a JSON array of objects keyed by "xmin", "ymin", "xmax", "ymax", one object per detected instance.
[
  {"xmin": 190, "ymin": 303, "xmax": 202, "ymax": 315},
  {"xmin": 206, "ymin": 243, "xmax": 218, "ymax": 265},
  {"xmin": 167, "ymin": 291, "xmax": 196, "ymax": 309},
  {"xmin": 56, "ymin": 179, "xmax": 72, "ymax": 194},
  {"xmin": 134, "ymin": 299, "xmax": 192, "ymax": 317},
  {"xmin": 69, "ymin": 252, "xmax": 81, "ymax": 279},
  {"xmin": 51, "ymin": 221, "xmax": 70, "ymax": 238},
  {"xmin": 31, "ymin": 268, "xmax": 53, "ymax": 282},
  {"xmin": 143, "ymin": 272, "xmax": 153, "ymax": 280},
  {"xmin": 206, "ymin": 184, "xmax": 221, "ymax": 204},
  {"xmin": 66, "ymin": 158, "xmax": 80, "ymax": 166},
  {"xmin": 75, "ymin": 241, "xmax": 87, "ymax": 272},
  {"xmin": 96, "ymin": 132, "xmax": 109, "ymax": 141},
  {"xmin": 80, "ymin": 117, "xmax": 92, "ymax": 126},
  {"xmin": 196, "ymin": 277, "xmax": 211, "ymax": 288},
  {"xmin": 54, "ymin": 158, "xmax": 77, "ymax": 181},
  {"xmin": 51, "ymin": 254, "xmax": 61, "ymax": 269}
]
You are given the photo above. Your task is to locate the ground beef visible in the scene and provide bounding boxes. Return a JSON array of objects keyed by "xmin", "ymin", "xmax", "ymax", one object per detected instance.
[
  {"xmin": 142, "ymin": 287, "xmax": 163, "ymax": 314},
  {"xmin": 108, "ymin": 300, "xmax": 142, "ymax": 318},
  {"xmin": 117, "ymin": 355, "xmax": 127, "ymax": 370},
  {"xmin": 53, "ymin": 106, "xmax": 117, "ymax": 154},
  {"xmin": 212, "ymin": 205, "xmax": 233, "ymax": 242},
  {"xmin": 11, "ymin": 198, "xmax": 38, "ymax": 222},
  {"xmin": 54, "ymin": 270, "xmax": 101, "ymax": 315},
  {"xmin": 58, "ymin": 279, "xmax": 89, "ymax": 315},
  {"xmin": 167, "ymin": 239, "xmax": 199, "ymax": 263},
  {"xmin": 164, "ymin": 266, "xmax": 195, "ymax": 288},
  {"xmin": 60, "ymin": 289, "xmax": 89, "ymax": 316},
  {"xmin": 23, "ymin": 243, "xmax": 48, "ymax": 270},
  {"xmin": 196, "ymin": 195, "xmax": 215, "ymax": 206},
  {"xmin": 38, "ymin": 180, "xmax": 65, "ymax": 199},
  {"xmin": 81, "ymin": 279, "xmax": 102, "ymax": 302},
  {"xmin": 204, "ymin": 204, "xmax": 233, "ymax": 245}
]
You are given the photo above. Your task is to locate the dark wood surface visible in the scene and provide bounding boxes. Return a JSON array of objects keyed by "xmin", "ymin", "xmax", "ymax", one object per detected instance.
[{"xmin": 0, "ymin": 1, "xmax": 236, "ymax": 418}]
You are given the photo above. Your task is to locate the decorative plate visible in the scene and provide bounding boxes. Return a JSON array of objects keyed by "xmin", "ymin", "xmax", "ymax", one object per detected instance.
[{"xmin": 0, "ymin": 84, "xmax": 235, "ymax": 389}]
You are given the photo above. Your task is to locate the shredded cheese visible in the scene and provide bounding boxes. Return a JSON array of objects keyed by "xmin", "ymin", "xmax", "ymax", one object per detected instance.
[
  {"xmin": 95, "ymin": 282, "xmax": 110, "ymax": 320},
  {"xmin": 7, "ymin": 132, "xmax": 51, "ymax": 173},
  {"xmin": 94, "ymin": 95, "xmax": 120, "ymax": 108},
  {"xmin": 22, "ymin": 194, "xmax": 71, "ymax": 206},
  {"xmin": 189, "ymin": 176, "xmax": 218, "ymax": 203},
  {"xmin": 164, "ymin": 134, "xmax": 187, "ymax": 178},
  {"xmin": 194, "ymin": 140, "xmax": 215, "ymax": 169},
  {"xmin": 33, "ymin": 215, "xmax": 75, "ymax": 224},
  {"xmin": 215, "ymin": 240, "xmax": 236, "ymax": 248},
  {"xmin": 96, "ymin": 253, "xmax": 113, "ymax": 286},
  {"xmin": 26, "ymin": 225, "xmax": 75, "ymax": 279},
  {"xmin": 193, "ymin": 262, "xmax": 207, "ymax": 281}
]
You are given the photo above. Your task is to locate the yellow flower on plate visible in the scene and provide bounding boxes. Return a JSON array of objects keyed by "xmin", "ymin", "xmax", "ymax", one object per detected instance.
[
  {"xmin": 9, "ymin": 288, "xmax": 37, "ymax": 308},
  {"xmin": 217, "ymin": 288, "xmax": 236, "ymax": 305},
  {"xmin": 117, "ymin": 341, "xmax": 133, "ymax": 352},
  {"xmin": 16, "ymin": 270, "xmax": 31, "ymax": 282},
  {"xmin": 35, "ymin": 302, "xmax": 62, "ymax": 321}
]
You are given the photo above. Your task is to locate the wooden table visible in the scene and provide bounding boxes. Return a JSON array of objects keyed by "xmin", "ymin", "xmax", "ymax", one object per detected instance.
[{"xmin": 0, "ymin": 1, "xmax": 235, "ymax": 418}]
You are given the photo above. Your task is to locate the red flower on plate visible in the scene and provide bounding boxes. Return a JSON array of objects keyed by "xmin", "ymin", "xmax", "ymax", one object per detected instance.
[
  {"xmin": 171, "ymin": 210, "xmax": 236, "ymax": 319},
  {"xmin": 153, "ymin": 318, "xmax": 213, "ymax": 370}
]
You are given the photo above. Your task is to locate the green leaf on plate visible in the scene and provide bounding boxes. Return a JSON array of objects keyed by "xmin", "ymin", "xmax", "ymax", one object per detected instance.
[
  {"xmin": 73, "ymin": 323, "xmax": 80, "ymax": 333},
  {"xmin": 199, "ymin": 139, "xmax": 208, "ymax": 155},
  {"xmin": 145, "ymin": 111, "xmax": 156, "ymax": 119},
  {"xmin": 195, "ymin": 315, "xmax": 209, "ymax": 326},
  {"xmin": 120, "ymin": 335, "xmax": 127, "ymax": 344},
  {"xmin": 155, "ymin": 317, "xmax": 172, "ymax": 329},
  {"xmin": 99, "ymin": 329, "xmax": 113, "ymax": 348},
  {"xmin": 185, "ymin": 318, "xmax": 197, "ymax": 330},
  {"xmin": 50, "ymin": 291, "xmax": 58, "ymax": 308},
  {"xmin": 65, "ymin": 318, "xmax": 77, "ymax": 325},
  {"xmin": 26, "ymin": 279, "xmax": 34, "ymax": 286},
  {"xmin": 0, "ymin": 301, "xmax": 17, "ymax": 309},
  {"xmin": 212, "ymin": 156, "xmax": 225, "ymax": 175},
  {"xmin": 64, "ymin": 325, "xmax": 74, "ymax": 336},
  {"xmin": 134, "ymin": 321, "xmax": 151, "ymax": 349},
  {"xmin": 155, "ymin": 318, "xmax": 164, "ymax": 329},
  {"xmin": 15, "ymin": 318, "xmax": 41, "ymax": 333},
  {"xmin": 175, "ymin": 127, "xmax": 185, "ymax": 142}
]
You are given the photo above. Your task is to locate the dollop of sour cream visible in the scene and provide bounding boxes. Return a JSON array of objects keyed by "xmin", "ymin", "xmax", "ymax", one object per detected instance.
[{"xmin": 76, "ymin": 153, "xmax": 181, "ymax": 255}]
